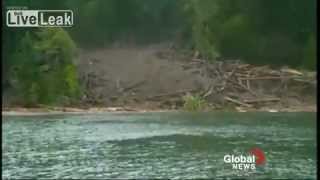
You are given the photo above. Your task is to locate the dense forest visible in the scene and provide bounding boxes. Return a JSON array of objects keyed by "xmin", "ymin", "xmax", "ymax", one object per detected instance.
[{"xmin": 2, "ymin": 0, "xmax": 316, "ymax": 106}]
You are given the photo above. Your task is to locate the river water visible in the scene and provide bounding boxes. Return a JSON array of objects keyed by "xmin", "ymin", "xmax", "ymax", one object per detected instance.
[{"xmin": 2, "ymin": 112, "xmax": 316, "ymax": 179}]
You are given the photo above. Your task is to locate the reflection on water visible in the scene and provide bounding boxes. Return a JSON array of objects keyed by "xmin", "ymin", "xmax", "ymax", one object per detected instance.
[{"xmin": 2, "ymin": 112, "xmax": 316, "ymax": 179}]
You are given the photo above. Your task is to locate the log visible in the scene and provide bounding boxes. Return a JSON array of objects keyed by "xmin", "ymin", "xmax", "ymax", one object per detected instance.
[
  {"xmin": 227, "ymin": 79, "xmax": 258, "ymax": 97},
  {"xmin": 224, "ymin": 96, "xmax": 252, "ymax": 107},
  {"xmin": 292, "ymin": 78, "xmax": 316, "ymax": 85},
  {"xmin": 202, "ymin": 86, "xmax": 214, "ymax": 98},
  {"xmin": 243, "ymin": 98, "xmax": 280, "ymax": 103},
  {"xmin": 238, "ymin": 76, "xmax": 296, "ymax": 81},
  {"xmin": 280, "ymin": 68, "xmax": 303, "ymax": 76},
  {"xmin": 235, "ymin": 73, "xmax": 250, "ymax": 77},
  {"xmin": 237, "ymin": 64, "xmax": 250, "ymax": 69}
]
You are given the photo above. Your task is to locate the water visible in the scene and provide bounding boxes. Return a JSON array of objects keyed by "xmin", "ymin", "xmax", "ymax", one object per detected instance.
[{"xmin": 2, "ymin": 112, "xmax": 317, "ymax": 179}]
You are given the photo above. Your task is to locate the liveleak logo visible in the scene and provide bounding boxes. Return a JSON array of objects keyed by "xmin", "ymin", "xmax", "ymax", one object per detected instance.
[
  {"xmin": 6, "ymin": 10, "xmax": 73, "ymax": 27},
  {"xmin": 224, "ymin": 147, "xmax": 266, "ymax": 171}
]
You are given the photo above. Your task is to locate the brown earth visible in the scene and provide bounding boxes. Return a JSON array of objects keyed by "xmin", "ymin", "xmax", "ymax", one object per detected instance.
[{"xmin": 73, "ymin": 43, "xmax": 316, "ymax": 112}]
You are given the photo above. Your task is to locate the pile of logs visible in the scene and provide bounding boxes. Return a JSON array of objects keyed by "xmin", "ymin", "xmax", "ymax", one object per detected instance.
[{"xmin": 190, "ymin": 58, "xmax": 316, "ymax": 108}]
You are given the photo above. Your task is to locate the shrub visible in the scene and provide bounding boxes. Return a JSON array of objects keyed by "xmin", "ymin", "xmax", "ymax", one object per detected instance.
[{"xmin": 182, "ymin": 93, "xmax": 208, "ymax": 111}]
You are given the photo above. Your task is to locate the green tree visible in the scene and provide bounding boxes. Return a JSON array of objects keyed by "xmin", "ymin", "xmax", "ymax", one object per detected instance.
[
  {"xmin": 184, "ymin": 0, "xmax": 316, "ymax": 68},
  {"xmin": 10, "ymin": 28, "xmax": 80, "ymax": 106}
]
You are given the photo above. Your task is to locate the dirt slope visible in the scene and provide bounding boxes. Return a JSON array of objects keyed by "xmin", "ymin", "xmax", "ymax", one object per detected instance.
[
  {"xmin": 75, "ymin": 44, "xmax": 316, "ymax": 111},
  {"xmin": 76, "ymin": 44, "xmax": 211, "ymax": 109}
]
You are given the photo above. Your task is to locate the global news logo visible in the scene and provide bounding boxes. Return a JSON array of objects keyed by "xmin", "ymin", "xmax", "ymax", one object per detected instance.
[
  {"xmin": 224, "ymin": 147, "xmax": 266, "ymax": 171},
  {"xmin": 6, "ymin": 10, "xmax": 73, "ymax": 27}
]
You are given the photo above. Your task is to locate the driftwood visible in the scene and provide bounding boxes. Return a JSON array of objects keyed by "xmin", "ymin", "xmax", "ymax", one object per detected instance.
[
  {"xmin": 202, "ymin": 86, "xmax": 214, "ymax": 98},
  {"xmin": 280, "ymin": 68, "xmax": 303, "ymax": 76},
  {"xmin": 243, "ymin": 97, "xmax": 280, "ymax": 103},
  {"xmin": 238, "ymin": 76, "xmax": 297, "ymax": 81},
  {"xmin": 227, "ymin": 78, "xmax": 258, "ymax": 97},
  {"xmin": 292, "ymin": 78, "xmax": 316, "ymax": 85},
  {"xmin": 190, "ymin": 59, "xmax": 316, "ymax": 109},
  {"xmin": 224, "ymin": 96, "xmax": 252, "ymax": 107}
]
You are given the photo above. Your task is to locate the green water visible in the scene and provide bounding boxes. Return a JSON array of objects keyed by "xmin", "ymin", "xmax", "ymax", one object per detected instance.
[{"xmin": 2, "ymin": 112, "xmax": 317, "ymax": 179}]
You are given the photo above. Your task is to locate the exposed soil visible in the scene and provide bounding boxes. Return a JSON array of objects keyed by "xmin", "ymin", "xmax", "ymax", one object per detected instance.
[{"xmin": 72, "ymin": 43, "xmax": 316, "ymax": 112}]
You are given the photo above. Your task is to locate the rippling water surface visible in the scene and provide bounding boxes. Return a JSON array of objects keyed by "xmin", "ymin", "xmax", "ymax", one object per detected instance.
[{"xmin": 2, "ymin": 112, "xmax": 316, "ymax": 179}]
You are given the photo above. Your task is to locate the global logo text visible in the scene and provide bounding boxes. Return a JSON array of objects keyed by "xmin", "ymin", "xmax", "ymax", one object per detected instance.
[{"xmin": 224, "ymin": 147, "xmax": 266, "ymax": 171}]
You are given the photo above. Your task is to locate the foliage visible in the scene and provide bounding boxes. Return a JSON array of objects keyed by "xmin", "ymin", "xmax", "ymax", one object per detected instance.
[
  {"xmin": 9, "ymin": 28, "xmax": 80, "ymax": 106},
  {"xmin": 182, "ymin": 94, "xmax": 208, "ymax": 111},
  {"xmin": 184, "ymin": 0, "xmax": 316, "ymax": 68},
  {"xmin": 302, "ymin": 35, "xmax": 316, "ymax": 70}
]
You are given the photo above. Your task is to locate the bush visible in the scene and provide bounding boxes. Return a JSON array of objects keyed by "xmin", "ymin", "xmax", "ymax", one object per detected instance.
[{"xmin": 182, "ymin": 93, "xmax": 208, "ymax": 111}]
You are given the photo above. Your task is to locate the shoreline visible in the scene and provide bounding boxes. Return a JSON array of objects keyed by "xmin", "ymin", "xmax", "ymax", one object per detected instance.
[
  {"xmin": 2, "ymin": 106, "xmax": 316, "ymax": 116},
  {"xmin": 1, "ymin": 107, "xmax": 177, "ymax": 116}
]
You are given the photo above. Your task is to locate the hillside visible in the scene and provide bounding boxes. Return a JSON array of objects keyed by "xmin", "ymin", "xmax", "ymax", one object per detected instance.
[{"xmin": 73, "ymin": 44, "xmax": 316, "ymax": 112}]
